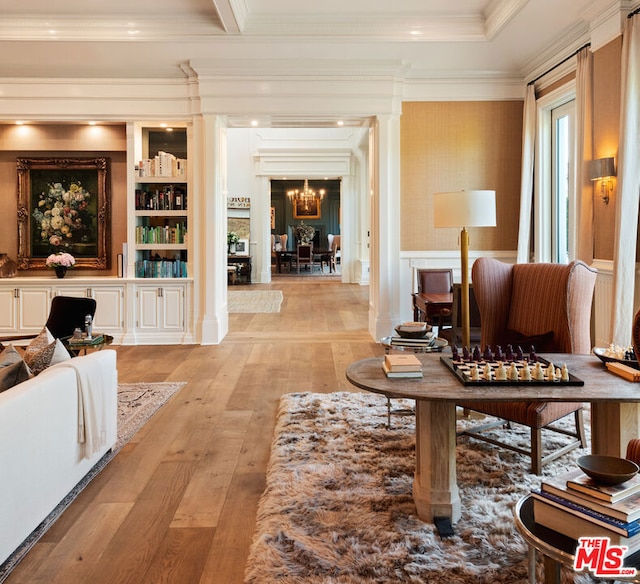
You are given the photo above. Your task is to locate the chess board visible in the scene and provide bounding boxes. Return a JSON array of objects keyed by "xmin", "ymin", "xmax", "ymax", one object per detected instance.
[{"xmin": 440, "ymin": 355, "xmax": 584, "ymax": 386}]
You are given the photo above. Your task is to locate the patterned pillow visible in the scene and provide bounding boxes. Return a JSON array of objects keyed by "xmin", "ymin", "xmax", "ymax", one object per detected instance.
[
  {"xmin": 0, "ymin": 359, "xmax": 32, "ymax": 392},
  {"xmin": 24, "ymin": 329, "xmax": 71, "ymax": 375},
  {"xmin": 0, "ymin": 344, "xmax": 22, "ymax": 368}
]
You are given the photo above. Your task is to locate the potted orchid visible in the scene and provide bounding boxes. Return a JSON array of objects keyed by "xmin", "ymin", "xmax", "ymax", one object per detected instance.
[{"xmin": 45, "ymin": 252, "xmax": 76, "ymax": 278}]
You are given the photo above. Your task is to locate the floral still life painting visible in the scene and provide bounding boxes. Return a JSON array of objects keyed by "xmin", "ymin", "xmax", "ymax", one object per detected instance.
[{"xmin": 17, "ymin": 157, "xmax": 111, "ymax": 270}]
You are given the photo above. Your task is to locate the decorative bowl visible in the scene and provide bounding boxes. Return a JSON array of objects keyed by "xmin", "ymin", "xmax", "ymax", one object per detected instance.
[
  {"xmin": 577, "ymin": 454, "xmax": 639, "ymax": 486},
  {"xmin": 593, "ymin": 347, "xmax": 640, "ymax": 370},
  {"xmin": 395, "ymin": 323, "xmax": 429, "ymax": 339}
]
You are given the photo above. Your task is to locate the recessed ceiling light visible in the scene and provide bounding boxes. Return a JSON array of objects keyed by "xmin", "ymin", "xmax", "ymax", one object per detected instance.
[
  {"xmin": 337, "ymin": 120, "xmax": 344, "ymax": 126},
  {"xmin": 410, "ymin": 30, "xmax": 422, "ymax": 36},
  {"xmin": 88, "ymin": 121, "xmax": 97, "ymax": 126},
  {"xmin": 16, "ymin": 121, "xmax": 25, "ymax": 125},
  {"xmin": 251, "ymin": 120, "xmax": 258, "ymax": 127},
  {"xmin": 166, "ymin": 127, "xmax": 173, "ymax": 132},
  {"xmin": 160, "ymin": 123, "xmax": 167, "ymax": 128}
]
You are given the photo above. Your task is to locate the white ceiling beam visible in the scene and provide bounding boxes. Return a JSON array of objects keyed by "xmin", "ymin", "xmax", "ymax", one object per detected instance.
[
  {"xmin": 484, "ymin": 0, "xmax": 531, "ymax": 39},
  {"xmin": 211, "ymin": 0, "xmax": 248, "ymax": 33}
]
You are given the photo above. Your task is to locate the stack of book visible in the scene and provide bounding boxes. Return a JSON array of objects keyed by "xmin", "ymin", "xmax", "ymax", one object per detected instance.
[
  {"xmin": 532, "ymin": 468, "xmax": 640, "ymax": 551},
  {"xmin": 382, "ymin": 354, "xmax": 423, "ymax": 378}
]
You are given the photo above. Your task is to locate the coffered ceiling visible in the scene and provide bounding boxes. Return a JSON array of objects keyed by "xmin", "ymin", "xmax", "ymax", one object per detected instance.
[{"xmin": 0, "ymin": 0, "xmax": 634, "ymax": 81}]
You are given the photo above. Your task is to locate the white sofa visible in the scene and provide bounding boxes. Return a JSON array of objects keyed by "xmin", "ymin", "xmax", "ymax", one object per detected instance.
[{"xmin": 0, "ymin": 349, "xmax": 118, "ymax": 566}]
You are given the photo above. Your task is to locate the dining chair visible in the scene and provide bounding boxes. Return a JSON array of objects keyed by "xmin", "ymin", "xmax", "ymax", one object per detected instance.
[
  {"xmin": 296, "ymin": 243, "xmax": 314, "ymax": 273},
  {"xmin": 412, "ymin": 268, "xmax": 453, "ymax": 326}
]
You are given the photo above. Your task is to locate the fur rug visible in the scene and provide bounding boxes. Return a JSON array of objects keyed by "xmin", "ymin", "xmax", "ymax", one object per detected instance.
[
  {"xmin": 0, "ymin": 381, "xmax": 186, "ymax": 583},
  {"xmin": 245, "ymin": 392, "xmax": 610, "ymax": 584}
]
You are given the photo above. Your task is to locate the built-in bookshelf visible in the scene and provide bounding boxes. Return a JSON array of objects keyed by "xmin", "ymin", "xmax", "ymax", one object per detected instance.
[{"xmin": 130, "ymin": 124, "xmax": 190, "ymax": 278}]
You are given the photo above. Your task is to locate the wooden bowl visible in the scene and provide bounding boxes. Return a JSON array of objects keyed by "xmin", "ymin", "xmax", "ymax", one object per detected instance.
[
  {"xmin": 577, "ymin": 455, "xmax": 639, "ymax": 486},
  {"xmin": 395, "ymin": 323, "xmax": 429, "ymax": 339}
]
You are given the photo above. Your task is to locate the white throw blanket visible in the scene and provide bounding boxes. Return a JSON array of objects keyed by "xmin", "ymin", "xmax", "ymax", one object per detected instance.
[{"xmin": 54, "ymin": 358, "xmax": 109, "ymax": 458}]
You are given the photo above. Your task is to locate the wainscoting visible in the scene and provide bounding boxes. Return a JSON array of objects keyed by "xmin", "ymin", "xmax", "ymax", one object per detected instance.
[{"xmin": 401, "ymin": 252, "xmax": 626, "ymax": 350}]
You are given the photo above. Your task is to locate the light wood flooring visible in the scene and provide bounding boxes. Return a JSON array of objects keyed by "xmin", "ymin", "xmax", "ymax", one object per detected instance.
[{"xmin": 6, "ymin": 277, "xmax": 380, "ymax": 584}]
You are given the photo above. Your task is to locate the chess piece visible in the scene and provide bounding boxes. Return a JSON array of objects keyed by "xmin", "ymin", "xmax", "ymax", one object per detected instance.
[
  {"xmin": 508, "ymin": 362, "xmax": 519, "ymax": 381},
  {"xmin": 483, "ymin": 363, "xmax": 492, "ymax": 380},
  {"xmin": 496, "ymin": 362, "xmax": 507, "ymax": 380},
  {"xmin": 534, "ymin": 362, "xmax": 544, "ymax": 380},
  {"xmin": 529, "ymin": 347, "xmax": 538, "ymax": 362},
  {"xmin": 470, "ymin": 364, "xmax": 480, "ymax": 381},
  {"xmin": 521, "ymin": 363, "xmax": 532, "ymax": 381},
  {"xmin": 473, "ymin": 345, "xmax": 482, "ymax": 361},
  {"xmin": 483, "ymin": 346, "xmax": 493, "ymax": 361},
  {"xmin": 515, "ymin": 346, "xmax": 524, "ymax": 360},
  {"xmin": 494, "ymin": 346, "xmax": 503, "ymax": 361},
  {"xmin": 561, "ymin": 364, "xmax": 570, "ymax": 382},
  {"xmin": 505, "ymin": 344, "xmax": 514, "ymax": 361}
]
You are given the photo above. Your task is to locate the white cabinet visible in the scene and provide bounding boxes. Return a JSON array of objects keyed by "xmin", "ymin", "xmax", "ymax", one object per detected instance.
[
  {"xmin": 0, "ymin": 285, "xmax": 52, "ymax": 335},
  {"xmin": 134, "ymin": 282, "xmax": 187, "ymax": 343},
  {"xmin": 48, "ymin": 284, "xmax": 125, "ymax": 339},
  {"xmin": 0, "ymin": 288, "xmax": 17, "ymax": 331},
  {"xmin": 0, "ymin": 277, "xmax": 192, "ymax": 345}
]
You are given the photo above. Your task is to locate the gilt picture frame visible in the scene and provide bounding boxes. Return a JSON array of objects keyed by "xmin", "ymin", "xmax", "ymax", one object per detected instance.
[
  {"xmin": 17, "ymin": 157, "xmax": 111, "ymax": 270},
  {"xmin": 293, "ymin": 197, "xmax": 321, "ymax": 219}
]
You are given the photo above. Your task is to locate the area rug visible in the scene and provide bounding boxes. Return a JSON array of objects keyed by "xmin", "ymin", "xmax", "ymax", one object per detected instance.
[
  {"xmin": 228, "ymin": 290, "xmax": 283, "ymax": 313},
  {"xmin": 244, "ymin": 392, "xmax": 603, "ymax": 584},
  {"xmin": 0, "ymin": 380, "xmax": 186, "ymax": 583}
]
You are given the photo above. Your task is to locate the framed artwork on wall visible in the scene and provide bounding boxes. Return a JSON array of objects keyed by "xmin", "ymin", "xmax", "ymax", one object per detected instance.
[
  {"xmin": 235, "ymin": 239, "xmax": 249, "ymax": 255},
  {"xmin": 17, "ymin": 157, "xmax": 111, "ymax": 270},
  {"xmin": 293, "ymin": 197, "xmax": 321, "ymax": 219}
]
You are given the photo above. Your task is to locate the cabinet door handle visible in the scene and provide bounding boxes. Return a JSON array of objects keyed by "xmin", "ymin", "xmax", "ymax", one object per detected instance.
[
  {"xmin": 87, "ymin": 288, "xmax": 92, "ymax": 297},
  {"xmin": 14, "ymin": 289, "xmax": 19, "ymax": 298},
  {"xmin": 157, "ymin": 288, "xmax": 163, "ymax": 298}
]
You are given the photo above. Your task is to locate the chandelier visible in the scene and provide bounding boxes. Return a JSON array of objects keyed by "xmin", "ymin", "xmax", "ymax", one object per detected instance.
[{"xmin": 287, "ymin": 179, "xmax": 325, "ymax": 209}]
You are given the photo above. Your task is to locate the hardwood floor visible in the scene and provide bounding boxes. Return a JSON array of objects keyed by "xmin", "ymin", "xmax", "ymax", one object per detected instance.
[{"xmin": 6, "ymin": 278, "xmax": 380, "ymax": 584}]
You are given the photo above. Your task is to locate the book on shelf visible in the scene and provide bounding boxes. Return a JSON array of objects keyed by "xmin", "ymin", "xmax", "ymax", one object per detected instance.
[
  {"xmin": 381, "ymin": 362, "xmax": 423, "ymax": 378},
  {"xmin": 531, "ymin": 490, "xmax": 640, "ymax": 537},
  {"xmin": 532, "ymin": 496, "xmax": 640, "ymax": 553},
  {"xmin": 542, "ymin": 469, "xmax": 640, "ymax": 523},
  {"xmin": 384, "ymin": 353, "xmax": 422, "ymax": 372},
  {"xmin": 567, "ymin": 471, "xmax": 640, "ymax": 504}
]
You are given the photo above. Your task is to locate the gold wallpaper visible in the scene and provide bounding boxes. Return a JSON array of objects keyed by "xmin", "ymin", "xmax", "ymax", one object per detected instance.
[{"xmin": 400, "ymin": 101, "xmax": 523, "ymax": 252}]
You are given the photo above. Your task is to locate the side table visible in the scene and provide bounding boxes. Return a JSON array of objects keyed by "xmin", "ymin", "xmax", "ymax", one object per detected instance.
[
  {"xmin": 62, "ymin": 334, "xmax": 114, "ymax": 356},
  {"xmin": 514, "ymin": 495, "xmax": 640, "ymax": 583}
]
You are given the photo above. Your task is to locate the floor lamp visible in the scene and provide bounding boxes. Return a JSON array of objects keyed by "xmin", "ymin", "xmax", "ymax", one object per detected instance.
[{"xmin": 433, "ymin": 190, "xmax": 496, "ymax": 348}]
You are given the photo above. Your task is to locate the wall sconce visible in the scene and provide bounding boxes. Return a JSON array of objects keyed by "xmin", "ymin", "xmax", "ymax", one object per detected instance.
[{"xmin": 589, "ymin": 157, "xmax": 616, "ymax": 204}]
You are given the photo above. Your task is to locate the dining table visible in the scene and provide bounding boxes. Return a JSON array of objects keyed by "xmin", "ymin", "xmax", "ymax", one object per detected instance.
[
  {"xmin": 275, "ymin": 248, "xmax": 334, "ymax": 273},
  {"xmin": 345, "ymin": 351, "xmax": 640, "ymax": 532}
]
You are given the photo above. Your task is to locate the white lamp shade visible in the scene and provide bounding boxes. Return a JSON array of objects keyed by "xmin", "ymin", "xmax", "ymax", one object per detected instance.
[{"xmin": 433, "ymin": 190, "xmax": 497, "ymax": 228}]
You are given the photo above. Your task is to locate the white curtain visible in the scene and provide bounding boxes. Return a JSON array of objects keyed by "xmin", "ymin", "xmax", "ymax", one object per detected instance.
[
  {"xmin": 575, "ymin": 48, "xmax": 594, "ymax": 263},
  {"xmin": 516, "ymin": 84, "xmax": 536, "ymax": 263},
  {"xmin": 612, "ymin": 14, "xmax": 640, "ymax": 345}
]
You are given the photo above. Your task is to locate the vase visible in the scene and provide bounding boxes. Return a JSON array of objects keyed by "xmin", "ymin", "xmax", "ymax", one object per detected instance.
[
  {"xmin": 0, "ymin": 253, "xmax": 17, "ymax": 278},
  {"xmin": 54, "ymin": 266, "xmax": 67, "ymax": 279}
]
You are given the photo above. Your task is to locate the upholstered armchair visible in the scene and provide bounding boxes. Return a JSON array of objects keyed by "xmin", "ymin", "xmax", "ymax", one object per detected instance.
[{"xmin": 458, "ymin": 257, "xmax": 598, "ymax": 474}]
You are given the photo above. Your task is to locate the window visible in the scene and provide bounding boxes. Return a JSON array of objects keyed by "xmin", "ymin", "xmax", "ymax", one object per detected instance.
[
  {"xmin": 534, "ymin": 85, "xmax": 576, "ymax": 263},
  {"xmin": 551, "ymin": 100, "xmax": 574, "ymax": 264}
]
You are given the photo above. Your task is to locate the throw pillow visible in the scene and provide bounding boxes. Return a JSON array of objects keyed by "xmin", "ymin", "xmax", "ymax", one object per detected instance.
[
  {"xmin": 0, "ymin": 344, "xmax": 22, "ymax": 368},
  {"xmin": 504, "ymin": 329, "xmax": 555, "ymax": 353},
  {"xmin": 24, "ymin": 330, "xmax": 72, "ymax": 375},
  {"xmin": 0, "ymin": 359, "xmax": 32, "ymax": 393}
]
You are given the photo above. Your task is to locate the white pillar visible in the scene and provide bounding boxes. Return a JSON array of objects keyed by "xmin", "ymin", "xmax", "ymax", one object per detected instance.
[
  {"xmin": 369, "ymin": 114, "xmax": 401, "ymax": 341},
  {"xmin": 194, "ymin": 113, "xmax": 229, "ymax": 344}
]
